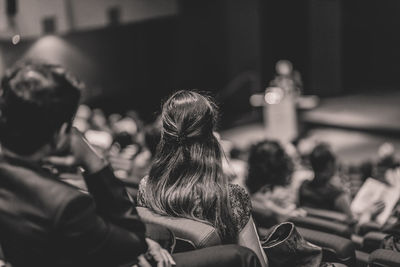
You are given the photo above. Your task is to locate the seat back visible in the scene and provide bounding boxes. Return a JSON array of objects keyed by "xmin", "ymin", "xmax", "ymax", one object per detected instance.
[
  {"xmin": 297, "ymin": 227, "xmax": 356, "ymax": 266},
  {"xmin": 258, "ymin": 225, "xmax": 355, "ymax": 266},
  {"xmin": 136, "ymin": 207, "xmax": 221, "ymax": 252},
  {"xmin": 289, "ymin": 216, "xmax": 352, "ymax": 238},
  {"xmin": 303, "ymin": 207, "xmax": 348, "ymax": 223},
  {"xmin": 369, "ymin": 249, "xmax": 400, "ymax": 267},
  {"xmin": 362, "ymin": 232, "xmax": 388, "ymax": 253}
]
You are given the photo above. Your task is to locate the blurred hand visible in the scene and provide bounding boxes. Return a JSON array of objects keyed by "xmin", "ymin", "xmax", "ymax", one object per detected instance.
[
  {"xmin": 137, "ymin": 238, "xmax": 175, "ymax": 267},
  {"xmin": 108, "ymin": 156, "xmax": 132, "ymax": 172},
  {"xmin": 369, "ymin": 201, "xmax": 385, "ymax": 219}
]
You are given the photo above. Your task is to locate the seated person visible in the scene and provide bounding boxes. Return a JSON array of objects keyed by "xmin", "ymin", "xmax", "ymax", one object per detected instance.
[
  {"xmin": 270, "ymin": 59, "xmax": 302, "ymax": 96},
  {"xmin": 137, "ymin": 90, "xmax": 268, "ymax": 267},
  {"xmin": 0, "ymin": 62, "xmax": 265, "ymax": 267},
  {"xmin": 246, "ymin": 140, "xmax": 306, "ymax": 224},
  {"xmin": 299, "ymin": 143, "xmax": 354, "ymax": 220},
  {"xmin": 360, "ymin": 142, "xmax": 400, "ymax": 183},
  {"xmin": 0, "ymin": 61, "xmax": 176, "ymax": 267}
]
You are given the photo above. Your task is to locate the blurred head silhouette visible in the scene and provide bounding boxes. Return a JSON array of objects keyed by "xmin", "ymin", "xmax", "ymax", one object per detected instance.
[
  {"xmin": 276, "ymin": 60, "xmax": 293, "ymax": 76},
  {"xmin": 247, "ymin": 140, "xmax": 294, "ymax": 194},
  {"xmin": 310, "ymin": 143, "xmax": 336, "ymax": 184},
  {"xmin": 0, "ymin": 61, "xmax": 82, "ymax": 156}
]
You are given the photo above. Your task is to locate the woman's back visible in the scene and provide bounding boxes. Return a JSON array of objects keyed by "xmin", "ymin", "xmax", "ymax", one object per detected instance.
[{"xmin": 138, "ymin": 176, "xmax": 251, "ymax": 233}]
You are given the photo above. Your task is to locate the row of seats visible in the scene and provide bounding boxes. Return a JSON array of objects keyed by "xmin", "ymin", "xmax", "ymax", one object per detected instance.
[
  {"xmin": 259, "ymin": 208, "xmax": 400, "ymax": 266},
  {"xmin": 135, "ymin": 205, "xmax": 400, "ymax": 267}
]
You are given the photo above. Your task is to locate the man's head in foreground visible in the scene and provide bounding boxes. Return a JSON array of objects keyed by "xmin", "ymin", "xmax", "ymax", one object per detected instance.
[{"xmin": 0, "ymin": 61, "xmax": 82, "ymax": 156}]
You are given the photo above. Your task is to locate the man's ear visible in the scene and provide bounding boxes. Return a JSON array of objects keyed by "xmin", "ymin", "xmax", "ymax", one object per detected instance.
[
  {"xmin": 60, "ymin": 122, "xmax": 69, "ymax": 134},
  {"xmin": 57, "ymin": 122, "xmax": 69, "ymax": 138},
  {"xmin": 53, "ymin": 122, "xmax": 70, "ymax": 151}
]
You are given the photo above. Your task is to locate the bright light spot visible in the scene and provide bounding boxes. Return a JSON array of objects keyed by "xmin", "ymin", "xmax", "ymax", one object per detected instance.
[
  {"xmin": 11, "ymin": 34, "xmax": 20, "ymax": 45},
  {"xmin": 264, "ymin": 87, "xmax": 284, "ymax": 105},
  {"xmin": 378, "ymin": 142, "xmax": 395, "ymax": 158}
]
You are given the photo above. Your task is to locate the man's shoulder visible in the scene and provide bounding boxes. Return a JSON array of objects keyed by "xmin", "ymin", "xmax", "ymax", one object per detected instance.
[{"xmin": 0, "ymin": 160, "xmax": 88, "ymax": 214}]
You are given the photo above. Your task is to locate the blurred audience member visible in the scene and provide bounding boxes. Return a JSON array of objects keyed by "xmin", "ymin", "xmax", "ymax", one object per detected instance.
[
  {"xmin": 270, "ymin": 59, "xmax": 302, "ymax": 96},
  {"xmin": 0, "ymin": 61, "xmax": 175, "ymax": 267},
  {"xmin": 90, "ymin": 108, "xmax": 111, "ymax": 132},
  {"xmin": 246, "ymin": 140, "xmax": 306, "ymax": 224},
  {"xmin": 360, "ymin": 142, "xmax": 399, "ymax": 183},
  {"xmin": 73, "ymin": 104, "xmax": 91, "ymax": 133},
  {"xmin": 299, "ymin": 143, "xmax": 354, "ymax": 220}
]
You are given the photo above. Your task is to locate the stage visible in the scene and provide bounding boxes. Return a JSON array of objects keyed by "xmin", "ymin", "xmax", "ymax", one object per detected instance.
[
  {"xmin": 221, "ymin": 91, "xmax": 400, "ymax": 164},
  {"xmin": 301, "ymin": 91, "xmax": 400, "ymax": 133}
]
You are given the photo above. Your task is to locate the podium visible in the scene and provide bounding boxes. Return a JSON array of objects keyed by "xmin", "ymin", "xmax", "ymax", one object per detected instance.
[{"xmin": 263, "ymin": 87, "xmax": 298, "ymax": 143}]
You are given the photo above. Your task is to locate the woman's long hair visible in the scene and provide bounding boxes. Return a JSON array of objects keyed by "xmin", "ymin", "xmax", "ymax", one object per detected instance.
[{"xmin": 145, "ymin": 90, "xmax": 237, "ymax": 243}]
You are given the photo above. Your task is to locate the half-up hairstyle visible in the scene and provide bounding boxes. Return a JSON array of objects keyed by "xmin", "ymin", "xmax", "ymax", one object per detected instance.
[{"xmin": 145, "ymin": 90, "xmax": 237, "ymax": 243}]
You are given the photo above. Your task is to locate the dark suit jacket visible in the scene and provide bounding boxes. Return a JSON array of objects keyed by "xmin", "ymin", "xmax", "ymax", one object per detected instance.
[{"xmin": 0, "ymin": 156, "xmax": 147, "ymax": 267}]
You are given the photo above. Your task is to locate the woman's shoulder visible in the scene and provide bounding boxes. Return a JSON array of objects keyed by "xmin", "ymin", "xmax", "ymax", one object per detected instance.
[
  {"xmin": 137, "ymin": 176, "xmax": 149, "ymax": 207},
  {"xmin": 139, "ymin": 175, "xmax": 149, "ymax": 188},
  {"xmin": 228, "ymin": 183, "xmax": 252, "ymax": 231},
  {"xmin": 229, "ymin": 183, "xmax": 249, "ymax": 200}
]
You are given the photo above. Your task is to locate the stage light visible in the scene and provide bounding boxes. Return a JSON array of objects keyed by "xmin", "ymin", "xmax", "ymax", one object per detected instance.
[
  {"xmin": 11, "ymin": 34, "xmax": 20, "ymax": 45},
  {"xmin": 264, "ymin": 87, "xmax": 284, "ymax": 105}
]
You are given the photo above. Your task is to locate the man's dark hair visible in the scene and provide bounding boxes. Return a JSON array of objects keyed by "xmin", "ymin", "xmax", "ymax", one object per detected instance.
[
  {"xmin": 309, "ymin": 143, "xmax": 336, "ymax": 173},
  {"xmin": 0, "ymin": 61, "xmax": 82, "ymax": 155}
]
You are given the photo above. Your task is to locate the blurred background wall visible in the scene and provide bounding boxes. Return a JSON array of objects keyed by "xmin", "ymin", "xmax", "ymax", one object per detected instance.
[{"xmin": 0, "ymin": 0, "xmax": 400, "ymax": 124}]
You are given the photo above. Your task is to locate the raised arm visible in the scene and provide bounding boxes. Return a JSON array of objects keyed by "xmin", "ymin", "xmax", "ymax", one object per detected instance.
[{"xmin": 67, "ymin": 127, "xmax": 143, "ymax": 229}]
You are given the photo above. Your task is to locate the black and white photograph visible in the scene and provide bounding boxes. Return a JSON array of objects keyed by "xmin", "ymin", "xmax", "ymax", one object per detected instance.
[{"xmin": 0, "ymin": 0, "xmax": 399, "ymax": 266}]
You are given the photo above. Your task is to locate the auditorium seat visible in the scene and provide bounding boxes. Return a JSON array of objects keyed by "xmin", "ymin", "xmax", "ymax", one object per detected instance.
[
  {"xmin": 144, "ymin": 223, "xmax": 176, "ymax": 253},
  {"xmin": 303, "ymin": 207, "xmax": 348, "ymax": 224},
  {"xmin": 357, "ymin": 221, "xmax": 381, "ymax": 236},
  {"xmin": 137, "ymin": 207, "xmax": 222, "ymax": 252},
  {"xmin": 355, "ymin": 250, "xmax": 369, "ymax": 267},
  {"xmin": 258, "ymin": 226, "xmax": 355, "ymax": 266},
  {"xmin": 297, "ymin": 227, "xmax": 356, "ymax": 266},
  {"xmin": 369, "ymin": 249, "xmax": 400, "ymax": 267},
  {"xmin": 251, "ymin": 207, "xmax": 353, "ymax": 238},
  {"xmin": 362, "ymin": 231, "xmax": 388, "ymax": 253},
  {"xmin": 352, "ymin": 234, "xmax": 364, "ymax": 250},
  {"xmin": 288, "ymin": 216, "xmax": 353, "ymax": 238}
]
